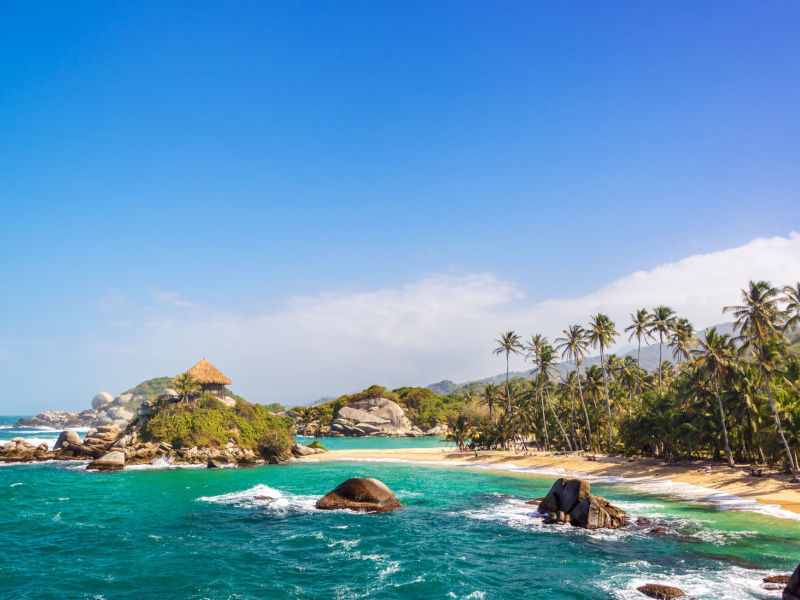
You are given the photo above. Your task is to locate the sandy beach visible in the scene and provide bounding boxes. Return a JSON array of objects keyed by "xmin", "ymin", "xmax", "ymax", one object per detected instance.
[{"xmin": 304, "ymin": 447, "xmax": 800, "ymax": 518}]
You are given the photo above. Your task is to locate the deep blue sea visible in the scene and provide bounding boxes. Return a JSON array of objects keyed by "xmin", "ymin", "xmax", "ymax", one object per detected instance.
[{"xmin": 2, "ymin": 416, "xmax": 799, "ymax": 599}]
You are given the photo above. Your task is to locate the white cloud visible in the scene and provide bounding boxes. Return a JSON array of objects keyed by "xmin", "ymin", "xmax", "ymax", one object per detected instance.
[{"xmin": 12, "ymin": 232, "xmax": 800, "ymax": 410}]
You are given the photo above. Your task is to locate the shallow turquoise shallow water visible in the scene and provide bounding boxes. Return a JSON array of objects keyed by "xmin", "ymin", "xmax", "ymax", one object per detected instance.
[{"xmin": 2, "ymin": 417, "xmax": 800, "ymax": 599}]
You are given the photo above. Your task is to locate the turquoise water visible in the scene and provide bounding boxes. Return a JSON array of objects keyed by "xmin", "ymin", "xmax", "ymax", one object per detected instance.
[{"xmin": 2, "ymin": 416, "xmax": 800, "ymax": 599}]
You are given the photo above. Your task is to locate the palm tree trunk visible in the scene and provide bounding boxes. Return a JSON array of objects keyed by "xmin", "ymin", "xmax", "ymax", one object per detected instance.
[
  {"xmin": 658, "ymin": 333, "xmax": 663, "ymax": 397},
  {"xmin": 600, "ymin": 346, "xmax": 614, "ymax": 449},
  {"xmin": 576, "ymin": 362, "xmax": 593, "ymax": 452},
  {"xmin": 505, "ymin": 354, "xmax": 511, "ymax": 414},
  {"xmin": 636, "ymin": 338, "xmax": 642, "ymax": 395},
  {"xmin": 538, "ymin": 388, "xmax": 550, "ymax": 450},
  {"xmin": 714, "ymin": 376, "xmax": 734, "ymax": 468},
  {"xmin": 763, "ymin": 367, "xmax": 799, "ymax": 481},
  {"xmin": 569, "ymin": 390, "xmax": 578, "ymax": 450},
  {"xmin": 545, "ymin": 390, "xmax": 572, "ymax": 450}
]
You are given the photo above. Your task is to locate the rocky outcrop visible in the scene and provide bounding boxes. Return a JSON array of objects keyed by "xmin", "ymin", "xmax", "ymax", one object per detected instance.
[
  {"xmin": 536, "ymin": 478, "xmax": 627, "ymax": 530},
  {"xmin": 329, "ymin": 398, "xmax": 424, "ymax": 437},
  {"xmin": 81, "ymin": 425, "xmax": 120, "ymax": 458},
  {"xmin": 785, "ymin": 562, "xmax": 800, "ymax": 600},
  {"xmin": 291, "ymin": 444, "xmax": 326, "ymax": 457},
  {"xmin": 87, "ymin": 450, "xmax": 125, "ymax": 471},
  {"xmin": 0, "ymin": 437, "xmax": 52, "ymax": 462},
  {"xmin": 316, "ymin": 477, "xmax": 401, "ymax": 512},
  {"xmin": 424, "ymin": 423, "xmax": 448, "ymax": 436},
  {"xmin": 16, "ymin": 389, "xmax": 145, "ymax": 430},
  {"xmin": 636, "ymin": 584, "xmax": 686, "ymax": 599}
]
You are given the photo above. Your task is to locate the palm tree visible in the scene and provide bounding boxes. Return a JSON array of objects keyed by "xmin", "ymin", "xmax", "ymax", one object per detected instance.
[
  {"xmin": 783, "ymin": 282, "xmax": 800, "ymax": 332},
  {"xmin": 725, "ymin": 280, "xmax": 797, "ymax": 481},
  {"xmin": 446, "ymin": 412, "xmax": 473, "ymax": 451},
  {"xmin": 173, "ymin": 373, "xmax": 200, "ymax": 405},
  {"xmin": 648, "ymin": 306, "xmax": 677, "ymax": 396},
  {"xmin": 669, "ymin": 318, "xmax": 695, "ymax": 365},
  {"xmin": 483, "ymin": 383, "xmax": 500, "ymax": 419},
  {"xmin": 494, "ymin": 331, "xmax": 523, "ymax": 412},
  {"xmin": 555, "ymin": 325, "xmax": 593, "ymax": 451},
  {"xmin": 296, "ymin": 406, "xmax": 318, "ymax": 445},
  {"xmin": 530, "ymin": 338, "xmax": 572, "ymax": 451},
  {"xmin": 588, "ymin": 313, "xmax": 618, "ymax": 448},
  {"xmin": 693, "ymin": 328, "xmax": 735, "ymax": 467},
  {"xmin": 625, "ymin": 309, "xmax": 653, "ymax": 395}
]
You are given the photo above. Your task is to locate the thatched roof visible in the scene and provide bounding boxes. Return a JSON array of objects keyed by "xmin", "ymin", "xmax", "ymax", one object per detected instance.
[{"xmin": 181, "ymin": 359, "xmax": 232, "ymax": 385}]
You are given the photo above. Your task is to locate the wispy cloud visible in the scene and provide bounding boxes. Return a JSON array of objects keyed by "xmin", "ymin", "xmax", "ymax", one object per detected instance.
[{"xmin": 80, "ymin": 232, "xmax": 799, "ymax": 407}]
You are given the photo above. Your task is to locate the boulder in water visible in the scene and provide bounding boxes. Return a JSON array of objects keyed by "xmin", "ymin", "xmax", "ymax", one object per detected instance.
[
  {"xmin": 785, "ymin": 562, "xmax": 800, "ymax": 600},
  {"xmin": 636, "ymin": 584, "xmax": 687, "ymax": 599},
  {"xmin": 537, "ymin": 478, "xmax": 626, "ymax": 530},
  {"xmin": 316, "ymin": 477, "xmax": 401, "ymax": 513},
  {"xmin": 54, "ymin": 429, "xmax": 82, "ymax": 450},
  {"xmin": 87, "ymin": 450, "xmax": 126, "ymax": 471}
]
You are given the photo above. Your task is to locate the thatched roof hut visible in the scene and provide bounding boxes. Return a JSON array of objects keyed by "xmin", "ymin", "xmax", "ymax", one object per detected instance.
[{"xmin": 179, "ymin": 359, "xmax": 232, "ymax": 399}]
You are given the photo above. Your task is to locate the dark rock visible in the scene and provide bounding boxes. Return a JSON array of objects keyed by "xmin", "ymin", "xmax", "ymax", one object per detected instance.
[
  {"xmin": 207, "ymin": 458, "xmax": 227, "ymax": 469},
  {"xmin": 537, "ymin": 478, "xmax": 591, "ymax": 514},
  {"xmin": 649, "ymin": 527, "xmax": 668, "ymax": 535},
  {"xmin": 785, "ymin": 562, "xmax": 800, "ymax": 600},
  {"xmin": 636, "ymin": 583, "xmax": 686, "ymax": 599},
  {"xmin": 316, "ymin": 477, "xmax": 401, "ymax": 513},
  {"xmin": 569, "ymin": 495, "xmax": 628, "ymax": 530}
]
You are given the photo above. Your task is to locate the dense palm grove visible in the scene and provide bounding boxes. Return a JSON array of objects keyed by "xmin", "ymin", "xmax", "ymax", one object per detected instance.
[{"xmin": 447, "ymin": 280, "xmax": 800, "ymax": 482}]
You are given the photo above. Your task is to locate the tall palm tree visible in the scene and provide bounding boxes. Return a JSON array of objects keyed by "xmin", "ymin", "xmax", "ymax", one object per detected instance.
[
  {"xmin": 494, "ymin": 331, "xmax": 523, "ymax": 412},
  {"xmin": 555, "ymin": 325, "xmax": 593, "ymax": 451},
  {"xmin": 648, "ymin": 306, "xmax": 677, "ymax": 397},
  {"xmin": 173, "ymin": 373, "xmax": 200, "ymax": 405},
  {"xmin": 693, "ymin": 327, "xmax": 735, "ymax": 467},
  {"xmin": 725, "ymin": 280, "xmax": 797, "ymax": 481},
  {"xmin": 625, "ymin": 309, "xmax": 653, "ymax": 395},
  {"xmin": 533, "ymin": 338, "xmax": 572, "ymax": 451},
  {"xmin": 588, "ymin": 313, "xmax": 618, "ymax": 448},
  {"xmin": 783, "ymin": 282, "xmax": 800, "ymax": 332},
  {"xmin": 482, "ymin": 383, "xmax": 500, "ymax": 419},
  {"xmin": 446, "ymin": 412, "xmax": 473, "ymax": 451},
  {"xmin": 669, "ymin": 318, "xmax": 696, "ymax": 366}
]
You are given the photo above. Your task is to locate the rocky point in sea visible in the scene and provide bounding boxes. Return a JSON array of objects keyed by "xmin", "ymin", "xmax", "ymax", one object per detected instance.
[
  {"xmin": 2, "ymin": 389, "xmax": 322, "ymax": 470},
  {"xmin": 316, "ymin": 477, "xmax": 402, "ymax": 513},
  {"xmin": 536, "ymin": 478, "xmax": 628, "ymax": 530}
]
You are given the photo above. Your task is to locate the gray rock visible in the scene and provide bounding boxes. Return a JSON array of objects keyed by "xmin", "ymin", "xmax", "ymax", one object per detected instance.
[
  {"xmin": 54, "ymin": 429, "xmax": 82, "ymax": 450},
  {"xmin": 785, "ymin": 562, "xmax": 800, "ymax": 600},
  {"xmin": 162, "ymin": 388, "xmax": 179, "ymax": 399},
  {"xmin": 91, "ymin": 392, "xmax": 113, "ymax": 411},
  {"xmin": 87, "ymin": 450, "xmax": 126, "ymax": 471},
  {"xmin": 337, "ymin": 406, "xmax": 390, "ymax": 425}
]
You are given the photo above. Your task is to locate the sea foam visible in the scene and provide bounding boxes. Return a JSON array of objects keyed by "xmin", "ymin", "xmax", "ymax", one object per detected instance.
[{"xmin": 197, "ymin": 483, "xmax": 319, "ymax": 514}]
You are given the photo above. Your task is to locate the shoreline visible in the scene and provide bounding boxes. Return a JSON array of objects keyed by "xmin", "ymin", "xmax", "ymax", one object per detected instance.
[{"xmin": 301, "ymin": 447, "xmax": 800, "ymax": 520}]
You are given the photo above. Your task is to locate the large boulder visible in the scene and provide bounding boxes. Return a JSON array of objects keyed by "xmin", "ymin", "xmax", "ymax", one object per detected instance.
[
  {"xmin": 636, "ymin": 584, "xmax": 686, "ymax": 599},
  {"xmin": 785, "ymin": 562, "xmax": 800, "ymax": 600},
  {"xmin": 316, "ymin": 477, "xmax": 401, "ymax": 513},
  {"xmin": 92, "ymin": 392, "xmax": 114, "ymax": 411},
  {"xmin": 537, "ymin": 478, "xmax": 626, "ymax": 530},
  {"xmin": 337, "ymin": 406, "xmax": 390, "ymax": 425},
  {"xmin": 54, "ymin": 429, "xmax": 82, "ymax": 450},
  {"xmin": 538, "ymin": 478, "xmax": 591, "ymax": 514},
  {"xmin": 87, "ymin": 450, "xmax": 125, "ymax": 471}
]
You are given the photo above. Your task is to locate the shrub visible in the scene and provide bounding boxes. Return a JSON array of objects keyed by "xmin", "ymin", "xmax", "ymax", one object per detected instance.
[{"xmin": 308, "ymin": 440, "xmax": 328, "ymax": 451}]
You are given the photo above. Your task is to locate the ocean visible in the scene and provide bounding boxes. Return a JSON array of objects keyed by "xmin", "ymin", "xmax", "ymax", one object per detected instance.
[{"xmin": 2, "ymin": 416, "xmax": 799, "ymax": 599}]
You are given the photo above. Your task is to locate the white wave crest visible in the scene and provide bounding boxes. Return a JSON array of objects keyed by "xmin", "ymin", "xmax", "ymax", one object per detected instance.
[
  {"xmin": 125, "ymin": 457, "xmax": 207, "ymax": 471},
  {"xmin": 196, "ymin": 483, "xmax": 319, "ymax": 514}
]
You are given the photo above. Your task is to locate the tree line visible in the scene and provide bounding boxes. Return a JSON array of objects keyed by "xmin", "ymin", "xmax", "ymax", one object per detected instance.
[{"xmin": 446, "ymin": 280, "xmax": 800, "ymax": 482}]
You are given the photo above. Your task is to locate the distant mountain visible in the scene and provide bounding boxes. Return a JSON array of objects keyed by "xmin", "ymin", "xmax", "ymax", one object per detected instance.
[{"xmin": 426, "ymin": 322, "xmax": 737, "ymax": 396}]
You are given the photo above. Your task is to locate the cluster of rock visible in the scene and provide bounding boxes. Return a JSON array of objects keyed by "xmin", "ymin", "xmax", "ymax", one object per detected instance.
[
  {"xmin": 536, "ymin": 478, "xmax": 627, "ymax": 530},
  {"xmin": 316, "ymin": 477, "xmax": 401, "ymax": 513},
  {"xmin": 327, "ymin": 397, "xmax": 444, "ymax": 437},
  {"xmin": 15, "ymin": 391, "xmax": 140, "ymax": 430},
  {"xmin": 0, "ymin": 437, "xmax": 51, "ymax": 461},
  {"xmin": 291, "ymin": 444, "xmax": 327, "ymax": 457}
]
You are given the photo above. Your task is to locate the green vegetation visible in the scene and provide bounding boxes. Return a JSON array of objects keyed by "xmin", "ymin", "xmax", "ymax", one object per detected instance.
[
  {"xmin": 448, "ymin": 280, "xmax": 800, "ymax": 481},
  {"xmin": 139, "ymin": 396, "xmax": 294, "ymax": 451},
  {"xmin": 122, "ymin": 376, "xmax": 175, "ymax": 399},
  {"xmin": 308, "ymin": 440, "xmax": 327, "ymax": 451}
]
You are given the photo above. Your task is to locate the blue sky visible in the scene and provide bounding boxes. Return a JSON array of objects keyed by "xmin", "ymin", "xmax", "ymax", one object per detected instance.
[{"xmin": 1, "ymin": 2, "xmax": 799, "ymax": 411}]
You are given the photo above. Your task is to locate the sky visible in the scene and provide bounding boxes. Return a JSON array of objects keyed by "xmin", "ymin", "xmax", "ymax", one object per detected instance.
[{"xmin": 1, "ymin": 1, "xmax": 799, "ymax": 412}]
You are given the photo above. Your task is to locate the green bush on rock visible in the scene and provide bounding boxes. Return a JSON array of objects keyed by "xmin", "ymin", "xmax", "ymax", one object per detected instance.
[{"xmin": 139, "ymin": 398, "xmax": 294, "ymax": 451}]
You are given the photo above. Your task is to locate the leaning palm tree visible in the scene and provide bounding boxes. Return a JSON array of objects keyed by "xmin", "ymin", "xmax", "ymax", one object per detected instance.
[
  {"xmin": 648, "ymin": 306, "xmax": 677, "ymax": 397},
  {"xmin": 446, "ymin": 412, "xmax": 473, "ymax": 451},
  {"xmin": 494, "ymin": 331, "xmax": 523, "ymax": 412},
  {"xmin": 173, "ymin": 373, "xmax": 200, "ymax": 405},
  {"xmin": 693, "ymin": 327, "xmax": 735, "ymax": 467},
  {"xmin": 588, "ymin": 313, "xmax": 618, "ymax": 448},
  {"xmin": 783, "ymin": 282, "xmax": 800, "ymax": 332},
  {"xmin": 669, "ymin": 318, "xmax": 696, "ymax": 366},
  {"xmin": 555, "ymin": 325, "xmax": 593, "ymax": 451},
  {"xmin": 725, "ymin": 280, "xmax": 797, "ymax": 481},
  {"xmin": 625, "ymin": 309, "xmax": 653, "ymax": 395},
  {"xmin": 530, "ymin": 338, "xmax": 572, "ymax": 450}
]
